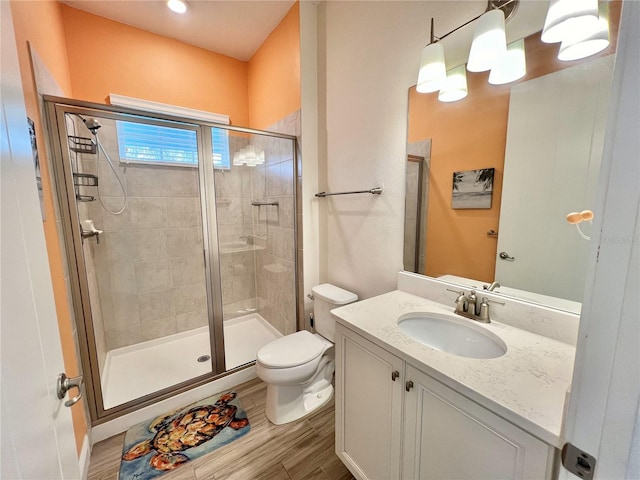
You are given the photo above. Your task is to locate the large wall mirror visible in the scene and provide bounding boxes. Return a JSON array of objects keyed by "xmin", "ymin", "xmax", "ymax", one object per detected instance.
[{"xmin": 404, "ymin": 3, "xmax": 621, "ymax": 313}]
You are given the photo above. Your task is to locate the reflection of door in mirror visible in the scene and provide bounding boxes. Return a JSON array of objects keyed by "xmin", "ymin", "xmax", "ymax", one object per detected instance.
[
  {"xmin": 404, "ymin": 154, "xmax": 428, "ymax": 273},
  {"xmin": 496, "ymin": 56, "xmax": 613, "ymax": 302}
]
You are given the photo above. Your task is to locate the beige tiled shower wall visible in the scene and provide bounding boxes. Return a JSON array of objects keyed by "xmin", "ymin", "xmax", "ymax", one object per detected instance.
[
  {"xmin": 78, "ymin": 118, "xmax": 208, "ymax": 350},
  {"xmin": 251, "ymin": 111, "xmax": 300, "ymax": 336},
  {"xmin": 216, "ymin": 134, "xmax": 257, "ymax": 319}
]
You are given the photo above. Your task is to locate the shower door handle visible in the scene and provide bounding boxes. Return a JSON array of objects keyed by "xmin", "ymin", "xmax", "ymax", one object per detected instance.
[{"xmin": 57, "ymin": 373, "xmax": 83, "ymax": 407}]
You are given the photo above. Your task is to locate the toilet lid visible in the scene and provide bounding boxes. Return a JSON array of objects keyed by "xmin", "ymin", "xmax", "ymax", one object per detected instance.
[{"xmin": 257, "ymin": 330, "xmax": 325, "ymax": 368}]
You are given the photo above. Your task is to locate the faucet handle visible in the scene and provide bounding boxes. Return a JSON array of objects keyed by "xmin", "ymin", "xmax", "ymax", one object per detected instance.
[{"xmin": 478, "ymin": 297, "xmax": 490, "ymax": 322}]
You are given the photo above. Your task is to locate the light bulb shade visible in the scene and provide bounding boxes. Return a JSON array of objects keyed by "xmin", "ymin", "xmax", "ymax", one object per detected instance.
[
  {"xmin": 167, "ymin": 0, "xmax": 187, "ymax": 14},
  {"xmin": 467, "ymin": 9, "xmax": 507, "ymax": 73},
  {"xmin": 558, "ymin": 3, "xmax": 609, "ymax": 61},
  {"xmin": 541, "ymin": 0, "xmax": 598, "ymax": 44},
  {"xmin": 489, "ymin": 39, "xmax": 527, "ymax": 85},
  {"xmin": 438, "ymin": 65, "xmax": 468, "ymax": 103},
  {"xmin": 416, "ymin": 43, "xmax": 446, "ymax": 93}
]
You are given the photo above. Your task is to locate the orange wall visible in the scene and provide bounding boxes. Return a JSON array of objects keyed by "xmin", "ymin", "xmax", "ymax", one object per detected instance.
[
  {"xmin": 409, "ymin": 75, "xmax": 508, "ymax": 282},
  {"xmin": 248, "ymin": 2, "xmax": 301, "ymax": 130},
  {"xmin": 10, "ymin": 0, "xmax": 87, "ymax": 455},
  {"xmin": 60, "ymin": 5, "xmax": 250, "ymax": 125},
  {"xmin": 408, "ymin": 2, "xmax": 620, "ymax": 282}
]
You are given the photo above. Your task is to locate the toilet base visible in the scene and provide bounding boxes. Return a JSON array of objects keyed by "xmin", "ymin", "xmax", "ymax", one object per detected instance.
[{"xmin": 265, "ymin": 381, "xmax": 334, "ymax": 425}]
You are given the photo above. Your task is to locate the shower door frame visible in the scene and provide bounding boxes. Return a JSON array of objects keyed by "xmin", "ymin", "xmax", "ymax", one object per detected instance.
[{"xmin": 43, "ymin": 96, "xmax": 300, "ymax": 424}]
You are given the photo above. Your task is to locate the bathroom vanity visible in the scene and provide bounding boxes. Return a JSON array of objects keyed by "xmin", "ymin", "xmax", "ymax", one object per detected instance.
[{"xmin": 331, "ymin": 285, "xmax": 576, "ymax": 480}]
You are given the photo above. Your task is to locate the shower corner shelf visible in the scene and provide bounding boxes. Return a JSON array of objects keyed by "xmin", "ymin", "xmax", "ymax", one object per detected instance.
[{"xmin": 68, "ymin": 135, "xmax": 97, "ymax": 154}]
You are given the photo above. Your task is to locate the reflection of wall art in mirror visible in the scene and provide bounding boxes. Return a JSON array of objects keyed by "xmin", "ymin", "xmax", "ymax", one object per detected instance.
[{"xmin": 451, "ymin": 168, "xmax": 494, "ymax": 209}]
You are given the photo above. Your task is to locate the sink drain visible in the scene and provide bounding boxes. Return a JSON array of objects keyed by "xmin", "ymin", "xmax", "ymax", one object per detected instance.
[{"xmin": 197, "ymin": 355, "xmax": 211, "ymax": 363}]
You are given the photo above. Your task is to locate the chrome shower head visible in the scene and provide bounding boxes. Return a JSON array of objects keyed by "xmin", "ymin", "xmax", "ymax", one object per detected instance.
[{"xmin": 83, "ymin": 117, "xmax": 102, "ymax": 135}]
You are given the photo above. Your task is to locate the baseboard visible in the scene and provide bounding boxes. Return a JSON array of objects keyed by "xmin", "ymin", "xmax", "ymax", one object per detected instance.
[{"xmin": 79, "ymin": 434, "xmax": 91, "ymax": 480}]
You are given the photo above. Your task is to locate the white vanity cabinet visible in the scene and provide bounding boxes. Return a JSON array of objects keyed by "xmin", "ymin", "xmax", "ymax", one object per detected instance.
[
  {"xmin": 335, "ymin": 324, "xmax": 556, "ymax": 480},
  {"xmin": 334, "ymin": 322, "xmax": 405, "ymax": 479}
]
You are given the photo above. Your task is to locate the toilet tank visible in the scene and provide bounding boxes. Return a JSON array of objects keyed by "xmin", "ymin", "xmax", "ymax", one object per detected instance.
[{"xmin": 311, "ymin": 283, "xmax": 358, "ymax": 342}]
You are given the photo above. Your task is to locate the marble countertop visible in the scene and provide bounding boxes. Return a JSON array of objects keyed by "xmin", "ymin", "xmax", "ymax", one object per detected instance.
[{"xmin": 331, "ymin": 290, "xmax": 576, "ymax": 448}]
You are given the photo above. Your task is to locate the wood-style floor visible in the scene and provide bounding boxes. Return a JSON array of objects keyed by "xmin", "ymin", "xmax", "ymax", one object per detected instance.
[{"xmin": 87, "ymin": 378, "xmax": 355, "ymax": 480}]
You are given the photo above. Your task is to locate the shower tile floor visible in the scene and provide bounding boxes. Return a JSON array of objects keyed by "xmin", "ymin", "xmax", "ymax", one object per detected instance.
[{"xmin": 101, "ymin": 313, "xmax": 281, "ymax": 409}]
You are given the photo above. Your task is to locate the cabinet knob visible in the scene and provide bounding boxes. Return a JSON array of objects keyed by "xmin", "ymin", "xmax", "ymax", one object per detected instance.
[
  {"xmin": 405, "ymin": 380, "xmax": 414, "ymax": 392},
  {"xmin": 391, "ymin": 370, "xmax": 400, "ymax": 381}
]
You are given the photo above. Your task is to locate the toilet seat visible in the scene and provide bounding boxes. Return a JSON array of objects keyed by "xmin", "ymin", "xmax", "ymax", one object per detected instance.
[{"xmin": 257, "ymin": 330, "xmax": 325, "ymax": 368}]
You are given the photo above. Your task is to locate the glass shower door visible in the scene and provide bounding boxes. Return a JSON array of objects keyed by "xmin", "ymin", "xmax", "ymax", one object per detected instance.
[{"xmin": 48, "ymin": 103, "xmax": 223, "ymax": 418}]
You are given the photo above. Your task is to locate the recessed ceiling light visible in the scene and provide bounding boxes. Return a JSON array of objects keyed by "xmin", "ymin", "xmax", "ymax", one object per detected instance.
[{"xmin": 167, "ymin": 0, "xmax": 187, "ymax": 14}]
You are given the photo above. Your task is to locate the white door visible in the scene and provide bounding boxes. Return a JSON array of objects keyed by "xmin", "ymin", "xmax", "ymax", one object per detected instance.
[
  {"xmin": 495, "ymin": 56, "xmax": 613, "ymax": 303},
  {"xmin": 560, "ymin": 3, "xmax": 640, "ymax": 479},
  {"xmin": 1, "ymin": 2, "xmax": 80, "ymax": 478}
]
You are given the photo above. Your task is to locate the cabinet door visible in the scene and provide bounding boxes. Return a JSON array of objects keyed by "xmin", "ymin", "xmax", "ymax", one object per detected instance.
[
  {"xmin": 403, "ymin": 365, "xmax": 554, "ymax": 480},
  {"xmin": 335, "ymin": 325, "xmax": 405, "ymax": 480}
]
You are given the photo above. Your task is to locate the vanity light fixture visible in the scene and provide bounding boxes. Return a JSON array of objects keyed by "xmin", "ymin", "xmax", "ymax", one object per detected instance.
[
  {"xmin": 558, "ymin": 2, "xmax": 610, "ymax": 61},
  {"xmin": 488, "ymin": 38, "xmax": 526, "ymax": 85},
  {"xmin": 467, "ymin": 9, "xmax": 507, "ymax": 73},
  {"xmin": 417, "ymin": 38, "xmax": 446, "ymax": 93},
  {"xmin": 416, "ymin": 1, "xmax": 519, "ymax": 98},
  {"xmin": 167, "ymin": 0, "xmax": 188, "ymax": 14},
  {"xmin": 541, "ymin": 0, "xmax": 599, "ymax": 44},
  {"xmin": 438, "ymin": 65, "xmax": 468, "ymax": 103}
]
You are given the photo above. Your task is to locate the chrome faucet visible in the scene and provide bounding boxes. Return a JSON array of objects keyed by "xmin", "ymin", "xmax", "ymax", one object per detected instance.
[
  {"xmin": 448, "ymin": 289, "xmax": 492, "ymax": 323},
  {"xmin": 483, "ymin": 281, "xmax": 501, "ymax": 292}
]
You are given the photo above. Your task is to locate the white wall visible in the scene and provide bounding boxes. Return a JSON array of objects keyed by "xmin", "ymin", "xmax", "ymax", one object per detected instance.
[
  {"xmin": 317, "ymin": 1, "xmax": 483, "ymax": 299},
  {"xmin": 299, "ymin": 2, "xmax": 322, "ymax": 325}
]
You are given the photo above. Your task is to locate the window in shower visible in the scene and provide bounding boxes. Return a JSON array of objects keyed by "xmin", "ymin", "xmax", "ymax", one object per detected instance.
[
  {"xmin": 116, "ymin": 121, "xmax": 199, "ymax": 166},
  {"xmin": 212, "ymin": 127, "xmax": 231, "ymax": 169},
  {"xmin": 116, "ymin": 121, "xmax": 231, "ymax": 169}
]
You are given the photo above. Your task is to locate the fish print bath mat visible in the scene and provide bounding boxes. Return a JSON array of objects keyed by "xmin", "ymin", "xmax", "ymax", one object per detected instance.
[{"xmin": 119, "ymin": 391, "xmax": 250, "ymax": 480}]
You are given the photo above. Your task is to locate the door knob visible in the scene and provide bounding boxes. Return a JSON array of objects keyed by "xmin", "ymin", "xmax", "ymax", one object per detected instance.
[
  {"xmin": 405, "ymin": 380, "xmax": 414, "ymax": 392},
  {"xmin": 499, "ymin": 251, "xmax": 515, "ymax": 261},
  {"xmin": 391, "ymin": 370, "xmax": 400, "ymax": 381},
  {"xmin": 57, "ymin": 373, "xmax": 83, "ymax": 407}
]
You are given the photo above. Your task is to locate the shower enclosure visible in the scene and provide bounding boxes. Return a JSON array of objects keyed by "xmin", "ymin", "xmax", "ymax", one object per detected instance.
[{"xmin": 44, "ymin": 97, "xmax": 298, "ymax": 422}]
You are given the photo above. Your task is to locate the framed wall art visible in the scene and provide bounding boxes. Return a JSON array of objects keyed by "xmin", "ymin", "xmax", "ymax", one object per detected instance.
[{"xmin": 451, "ymin": 168, "xmax": 494, "ymax": 209}]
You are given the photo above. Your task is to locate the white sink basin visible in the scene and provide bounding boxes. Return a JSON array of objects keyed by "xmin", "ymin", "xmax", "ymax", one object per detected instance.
[{"xmin": 397, "ymin": 312, "xmax": 507, "ymax": 359}]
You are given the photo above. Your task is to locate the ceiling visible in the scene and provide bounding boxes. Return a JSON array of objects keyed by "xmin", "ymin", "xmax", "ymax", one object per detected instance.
[
  {"xmin": 60, "ymin": 0, "xmax": 296, "ymax": 61},
  {"xmin": 59, "ymin": 0, "xmax": 548, "ymax": 65}
]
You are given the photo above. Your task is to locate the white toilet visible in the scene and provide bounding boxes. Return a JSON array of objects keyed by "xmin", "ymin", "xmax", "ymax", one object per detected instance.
[{"xmin": 256, "ymin": 283, "xmax": 358, "ymax": 425}]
